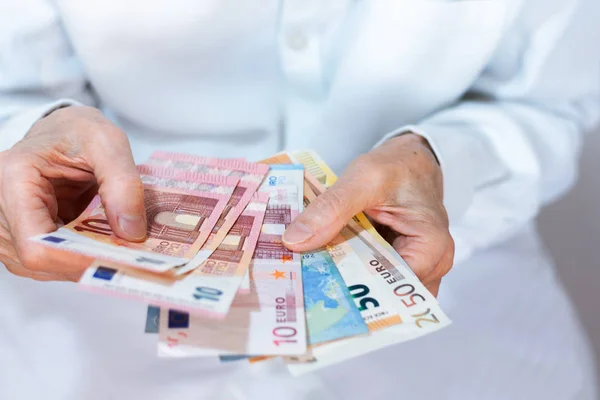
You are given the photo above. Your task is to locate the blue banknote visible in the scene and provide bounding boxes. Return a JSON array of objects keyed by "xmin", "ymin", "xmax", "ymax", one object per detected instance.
[{"xmin": 302, "ymin": 250, "xmax": 368, "ymax": 345}]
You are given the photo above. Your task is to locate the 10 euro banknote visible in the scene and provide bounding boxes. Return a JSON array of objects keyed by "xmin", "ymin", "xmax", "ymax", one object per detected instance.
[{"xmin": 31, "ymin": 176, "xmax": 238, "ymax": 272}]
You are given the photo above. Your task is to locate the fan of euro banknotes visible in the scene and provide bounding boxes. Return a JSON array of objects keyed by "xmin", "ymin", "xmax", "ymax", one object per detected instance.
[{"xmin": 31, "ymin": 150, "xmax": 451, "ymax": 375}]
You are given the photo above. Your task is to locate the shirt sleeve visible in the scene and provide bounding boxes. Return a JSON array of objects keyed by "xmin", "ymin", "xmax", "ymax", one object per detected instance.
[
  {"xmin": 0, "ymin": 1, "xmax": 95, "ymax": 151},
  {"xmin": 378, "ymin": 0, "xmax": 600, "ymax": 264}
]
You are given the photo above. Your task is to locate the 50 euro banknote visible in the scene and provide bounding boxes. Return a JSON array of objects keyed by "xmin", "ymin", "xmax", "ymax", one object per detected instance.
[
  {"xmin": 32, "ymin": 174, "xmax": 239, "ymax": 272},
  {"xmin": 79, "ymin": 191, "xmax": 270, "ymax": 318},
  {"xmin": 265, "ymin": 152, "xmax": 447, "ymax": 333}
]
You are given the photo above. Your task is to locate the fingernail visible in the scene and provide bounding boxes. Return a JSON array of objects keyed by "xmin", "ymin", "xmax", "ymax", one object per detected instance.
[
  {"xmin": 283, "ymin": 221, "xmax": 315, "ymax": 245},
  {"xmin": 117, "ymin": 214, "xmax": 147, "ymax": 241}
]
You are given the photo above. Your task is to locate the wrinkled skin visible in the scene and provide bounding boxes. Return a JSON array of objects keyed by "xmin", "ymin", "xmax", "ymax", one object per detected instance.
[
  {"xmin": 283, "ymin": 134, "xmax": 454, "ymax": 296},
  {"xmin": 0, "ymin": 106, "xmax": 146, "ymax": 281}
]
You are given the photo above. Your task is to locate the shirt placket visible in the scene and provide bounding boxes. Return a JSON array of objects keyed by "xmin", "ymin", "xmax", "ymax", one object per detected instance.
[
  {"xmin": 279, "ymin": 0, "xmax": 327, "ymax": 99},
  {"xmin": 278, "ymin": 0, "xmax": 351, "ymax": 150}
]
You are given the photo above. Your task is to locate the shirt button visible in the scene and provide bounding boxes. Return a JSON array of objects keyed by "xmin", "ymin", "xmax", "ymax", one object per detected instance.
[{"xmin": 286, "ymin": 30, "xmax": 308, "ymax": 51}]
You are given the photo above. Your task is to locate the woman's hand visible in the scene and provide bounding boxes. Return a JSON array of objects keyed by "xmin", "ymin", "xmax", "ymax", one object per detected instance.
[
  {"xmin": 283, "ymin": 134, "xmax": 454, "ymax": 296},
  {"xmin": 0, "ymin": 106, "xmax": 146, "ymax": 281}
]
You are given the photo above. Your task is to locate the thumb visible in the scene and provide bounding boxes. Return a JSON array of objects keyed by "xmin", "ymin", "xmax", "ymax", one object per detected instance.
[
  {"xmin": 283, "ymin": 174, "xmax": 371, "ymax": 251},
  {"xmin": 86, "ymin": 131, "xmax": 146, "ymax": 241}
]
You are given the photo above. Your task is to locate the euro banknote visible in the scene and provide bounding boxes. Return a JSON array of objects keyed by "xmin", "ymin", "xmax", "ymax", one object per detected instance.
[
  {"xmin": 32, "ymin": 176, "xmax": 238, "ymax": 272},
  {"xmin": 138, "ymin": 164, "xmax": 239, "ymax": 196},
  {"xmin": 238, "ymin": 164, "xmax": 305, "ymax": 291},
  {"xmin": 209, "ymin": 158, "xmax": 369, "ymax": 364},
  {"xmin": 141, "ymin": 165, "xmax": 306, "ymax": 325},
  {"xmin": 157, "ymin": 183, "xmax": 307, "ymax": 356},
  {"xmin": 147, "ymin": 152, "xmax": 269, "ymax": 276},
  {"xmin": 79, "ymin": 192, "xmax": 270, "ymax": 317},
  {"xmin": 157, "ymin": 258, "xmax": 306, "ymax": 356},
  {"xmin": 45, "ymin": 148, "xmax": 452, "ymax": 372}
]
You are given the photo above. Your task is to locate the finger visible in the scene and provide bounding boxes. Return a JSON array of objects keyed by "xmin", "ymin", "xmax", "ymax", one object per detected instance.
[
  {"xmin": 84, "ymin": 128, "xmax": 146, "ymax": 242},
  {"xmin": 0, "ymin": 193, "xmax": 92, "ymax": 279},
  {"xmin": 283, "ymin": 167, "xmax": 374, "ymax": 251},
  {"xmin": 3, "ymin": 255, "xmax": 81, "ymax": 282},
  {"xmin": 1, "ymin": 163, "xmax": 58, "ymax": 265},
  {"xmin": 7, "ymin": 239, "xmax": 92, "ymax": 281},
  {"xmin": 2, "ymin": 258, "xmax": 60, "ymax": 281},
  {"xmin": 1, "ymin": 166, "xmax": 92, "ymax": 278},
  {"xmin": 425, "ymin": 279, "xmax": 441, "ymax": 298},
  {"xmin": 0, "ymin": 246, "xmax": 73, "ymax": 281},
  {"xmin": 391, "ymin": 231, "xmax": 449, "ymax": 282},
  {"xmin": 422, "ymin": 237, "xmax": 455, "ymax": 286},
  {"xmin": 437, "ymin": 237, "xmax": 455, "ymax": 277}
]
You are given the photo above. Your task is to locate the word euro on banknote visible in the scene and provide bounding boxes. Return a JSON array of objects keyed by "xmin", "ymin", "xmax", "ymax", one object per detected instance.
[
  {"xmin": 79, "ymin": 192, "xmax": 270, "ymax": 318},
  {"xmin": 32, "ymin": 176, "xmax": 239, "ymax": 272}
]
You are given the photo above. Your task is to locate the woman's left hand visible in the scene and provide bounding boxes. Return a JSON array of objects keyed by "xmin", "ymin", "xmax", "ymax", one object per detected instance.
[{"xmin": 282, "ymin": 133, "xmax": 454, "ymax": 296}]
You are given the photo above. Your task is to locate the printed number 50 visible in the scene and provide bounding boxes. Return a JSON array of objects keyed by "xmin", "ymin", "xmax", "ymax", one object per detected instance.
[{"xmin": 348, "ymin": 284, "xmax": 380, "ymax": 312}]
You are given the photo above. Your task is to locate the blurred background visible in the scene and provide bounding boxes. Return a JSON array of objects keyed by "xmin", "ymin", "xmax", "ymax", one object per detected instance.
[{"xmin": 538, "ymin": 124, "xmax": 600, "ymax": 381}]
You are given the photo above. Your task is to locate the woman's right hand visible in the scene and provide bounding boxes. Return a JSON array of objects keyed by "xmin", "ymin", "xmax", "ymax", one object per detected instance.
[{"xmin": 0, "ymin": 106, "xmax": 146, "ymax": 281}]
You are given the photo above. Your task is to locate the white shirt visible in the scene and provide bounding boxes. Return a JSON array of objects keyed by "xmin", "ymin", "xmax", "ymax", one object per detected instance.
[{"xmin": 0, "ymin": 1, "xmax": 599, "ymax": 399}]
